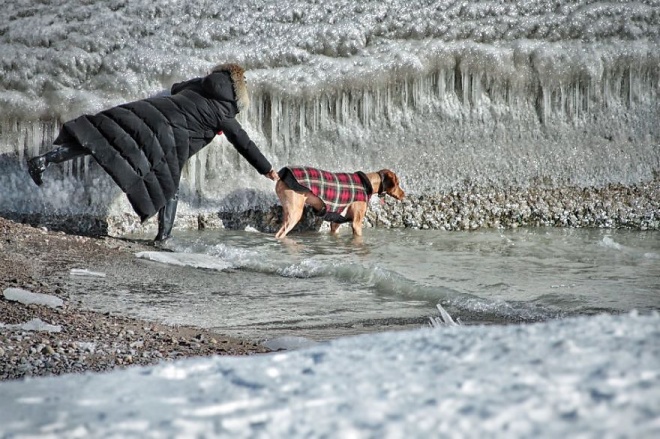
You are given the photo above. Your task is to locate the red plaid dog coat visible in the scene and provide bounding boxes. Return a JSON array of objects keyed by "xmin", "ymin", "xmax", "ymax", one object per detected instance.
[{"xmin": 278, "ymin": 166, "xmax": 374, "ymax": 222}]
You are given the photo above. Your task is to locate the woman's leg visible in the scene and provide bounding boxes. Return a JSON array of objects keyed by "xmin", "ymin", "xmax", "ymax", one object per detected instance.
[
  {"xmin": 43, "ymin": 143, "xmax": 88, "ymax": 163},
  {"xmin": 27, "ymin": 143, "xmax": 89, "ymax": 186}
]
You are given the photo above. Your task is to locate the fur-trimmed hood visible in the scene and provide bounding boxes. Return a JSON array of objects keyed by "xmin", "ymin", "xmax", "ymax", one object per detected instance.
[{"xmin": 211, "ymin": 63, "xmax": 249, "ymax": 112}]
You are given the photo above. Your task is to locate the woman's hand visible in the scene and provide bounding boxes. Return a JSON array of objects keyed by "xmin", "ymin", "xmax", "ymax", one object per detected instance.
[{"xmin": 265, "ymin": 169, "xmax": 279, "ymax": 181}]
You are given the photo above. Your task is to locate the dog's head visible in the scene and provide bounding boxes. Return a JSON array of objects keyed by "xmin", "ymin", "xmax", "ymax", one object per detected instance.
[{"xmin": 377, "ymin": 169, "xmax": 405, "ymax": 200}]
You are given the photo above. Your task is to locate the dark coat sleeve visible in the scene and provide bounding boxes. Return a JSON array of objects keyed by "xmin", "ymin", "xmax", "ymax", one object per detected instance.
[{"xmin": 219, "ymin": 118, "xmax": 273, "ymax": 175}]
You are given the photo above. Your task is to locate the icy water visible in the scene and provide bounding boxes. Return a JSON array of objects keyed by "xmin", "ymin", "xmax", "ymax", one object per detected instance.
[{"xmin": 65, "ymin": 227, "xmax": 660, "ymax": 342}]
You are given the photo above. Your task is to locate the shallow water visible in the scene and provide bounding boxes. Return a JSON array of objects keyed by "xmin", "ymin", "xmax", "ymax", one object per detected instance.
[{"xmin": 64, "ymin": 226, "xmax": 660, "ymax": 342}]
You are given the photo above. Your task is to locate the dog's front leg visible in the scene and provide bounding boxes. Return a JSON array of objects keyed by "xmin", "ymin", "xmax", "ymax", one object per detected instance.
[
  {"xmin": 347, "ymin": 202, "xmax": 367, "ymax": 237},
  {"xmin": 276, "ymin": 197, "xmax": 305, "ymax": 238},
  {"xmin": 275, "ymin": 183, "xmax": 306, "ymax": 239}
]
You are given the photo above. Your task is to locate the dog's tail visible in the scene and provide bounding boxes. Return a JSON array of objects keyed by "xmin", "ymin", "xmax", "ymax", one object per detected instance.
[{"xmin": 322, "ymin": 211, "xmax": 351, "ymax": 224}]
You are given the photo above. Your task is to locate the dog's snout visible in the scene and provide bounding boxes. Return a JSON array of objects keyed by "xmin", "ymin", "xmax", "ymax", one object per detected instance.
[{"xmin": 386, "ymin": 186, "xmax": 404, "ymax": 200}]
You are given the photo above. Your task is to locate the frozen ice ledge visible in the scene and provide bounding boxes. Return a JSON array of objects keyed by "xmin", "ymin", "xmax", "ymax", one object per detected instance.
[{"xmin": 1, "ymin": 41, "xmax": 659, "ymax": 236}]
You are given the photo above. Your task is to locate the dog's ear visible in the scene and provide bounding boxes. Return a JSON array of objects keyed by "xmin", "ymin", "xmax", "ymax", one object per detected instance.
[
  {"xmin": 379, "ymin": 169, "xmax": 398, "ymax": 192},
  {"xmin": 378, "ymin": 169, "xmax": 405, "ymax": 200}
]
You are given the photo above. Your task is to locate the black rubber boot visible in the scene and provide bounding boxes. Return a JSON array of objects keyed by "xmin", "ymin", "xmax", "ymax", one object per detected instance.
[
  {"xmin": 155, "ymin": 192, "xmax": 179, "ymax": 242},
  {"xmin": 27, "ymin": 156, "xmax": 47, "ymax": 186},
  {"xmin": 27, "ymin": 144, "xmax": 88, "ymax": 187}
]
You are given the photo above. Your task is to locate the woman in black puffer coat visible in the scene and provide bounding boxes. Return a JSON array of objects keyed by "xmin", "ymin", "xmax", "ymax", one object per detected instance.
[{"xmin": 27, "ymin": 63, "xmax": 279, "ymax": 241}]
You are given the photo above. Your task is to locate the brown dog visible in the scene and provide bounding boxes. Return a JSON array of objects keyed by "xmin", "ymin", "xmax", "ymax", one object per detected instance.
[{"xmin": 275, "ymin": 166, "xmax": 405, "ymax": 238}]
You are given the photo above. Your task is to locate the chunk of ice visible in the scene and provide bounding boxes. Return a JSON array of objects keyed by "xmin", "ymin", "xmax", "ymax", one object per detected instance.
[
  {"xmin": 70, "ymin": 268, "xmax": 106, "ymax": 278},
  {"xmin": 135, "ymin": 251, "xmax": 233, "ymax": 271},
  {"xmin": 3, "ymin": 288, "xmax": 64, "ymax": 308},
  {"xmin": 0, "ymin": 318, "xmax": 62, "ymax": 333}
]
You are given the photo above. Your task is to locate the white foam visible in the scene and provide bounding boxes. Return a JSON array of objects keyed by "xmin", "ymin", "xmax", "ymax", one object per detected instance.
[{"xmin": 600, "ymin": 236, "xmax": 624, "ymax": 251}]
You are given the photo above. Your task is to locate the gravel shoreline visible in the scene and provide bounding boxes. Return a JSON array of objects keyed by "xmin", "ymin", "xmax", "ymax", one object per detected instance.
[
  {"xmin": 365, "ymin": 180, "xmax": 660, "ymax": 231},
  {"xmin": 164, "ymin": 180, "xmax": 660, "ymax": 238},
  {"xmin": 0, "ymin": 217, "xmax": 269, "ymax": 382}
]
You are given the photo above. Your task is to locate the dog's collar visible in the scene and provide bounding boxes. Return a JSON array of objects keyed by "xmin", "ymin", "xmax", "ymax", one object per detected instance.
[{"xmin": 377, "ymin": 170, "xmax": 387, "ymax": 196}]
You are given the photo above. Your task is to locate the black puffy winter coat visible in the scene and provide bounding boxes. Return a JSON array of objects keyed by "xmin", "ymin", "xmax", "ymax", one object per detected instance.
[{"xmin": 52, "ymin": 64, "xmax": 272, "ymax": 221}]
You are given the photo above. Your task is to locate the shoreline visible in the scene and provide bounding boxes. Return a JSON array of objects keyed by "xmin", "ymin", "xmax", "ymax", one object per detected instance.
[
  {"xmin": 0, "ymin": 217, "xmax": 269, "ymax": 382},
  {"xmin": 3, "ymin": 179, "xmax": 658, "ymax": 239}
]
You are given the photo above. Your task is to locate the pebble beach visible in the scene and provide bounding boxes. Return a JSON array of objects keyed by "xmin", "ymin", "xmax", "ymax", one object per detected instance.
[{"xmin": 0, "ymin": 217, "xmax": 269, "ymax": 382}]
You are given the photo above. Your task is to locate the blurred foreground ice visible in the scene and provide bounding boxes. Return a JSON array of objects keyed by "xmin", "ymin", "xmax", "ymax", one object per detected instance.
[{"xmin": 0, "ymin": 312, "xmax": 658, "ymax": 438}]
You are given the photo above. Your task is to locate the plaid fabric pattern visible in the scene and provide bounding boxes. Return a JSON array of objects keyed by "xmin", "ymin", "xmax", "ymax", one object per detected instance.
[{"xmin": 287, "ymin": 166, "xmax": 371, "ymax": 214}]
